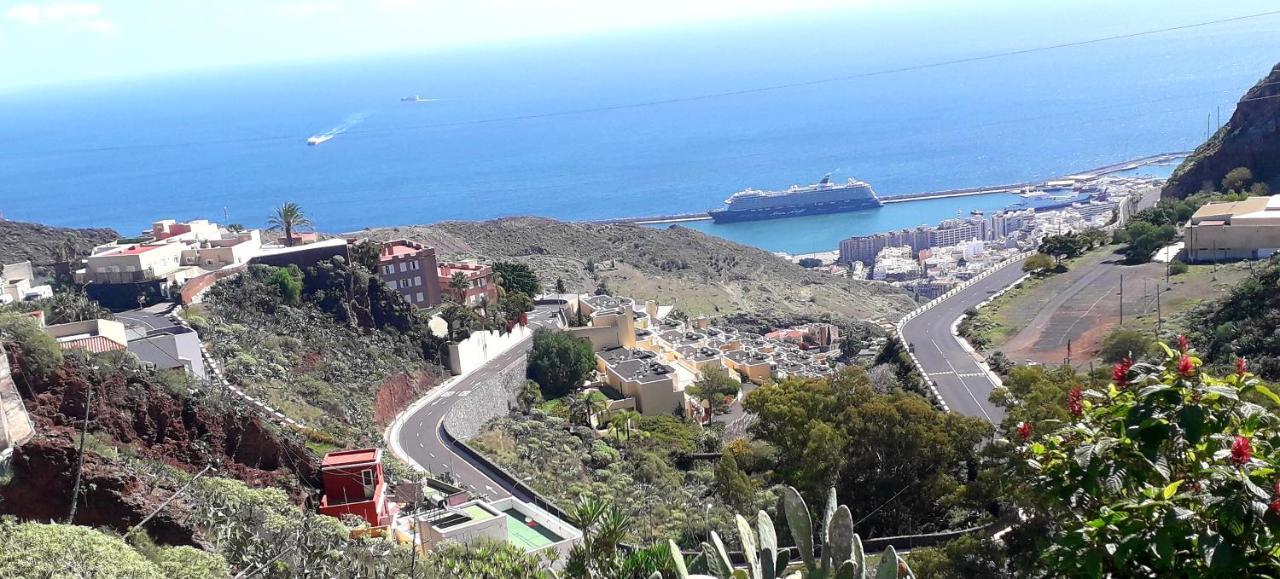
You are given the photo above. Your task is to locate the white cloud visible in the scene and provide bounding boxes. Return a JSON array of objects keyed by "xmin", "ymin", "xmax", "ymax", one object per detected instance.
[{"xmin": 5, "ymin": 2, "xmax": 115, "ymax": 35}]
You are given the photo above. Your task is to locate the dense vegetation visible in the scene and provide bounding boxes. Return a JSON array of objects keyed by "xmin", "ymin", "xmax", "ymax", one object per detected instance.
[
  {"xmin": 744, "ymin": 368, "xmax": 991, "ymax": 538},
  {"xmin": 473, "ymin": 407, "xmax": 770, "ymax": 547},
  {"xmin": 527, "ymin": 327, "xmax": 595, "ymax": 398},
  {"xmin": 201, "ymin": 261, "xmax": 446, "ymax": 441},
  {"xmin": 1191, "ymin": 255, "xmax": 1280, "ymax": 380}
]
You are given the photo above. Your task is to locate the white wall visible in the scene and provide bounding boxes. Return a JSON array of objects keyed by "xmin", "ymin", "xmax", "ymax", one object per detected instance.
[{"xmin": 448, "ymin": 324, "xmax": 534, "ymax": 375}]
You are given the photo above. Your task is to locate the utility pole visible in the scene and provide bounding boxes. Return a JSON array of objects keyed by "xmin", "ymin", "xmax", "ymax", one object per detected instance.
[
  {"xmin": 1157, "ymin": 283, "xmax": 1163, "ymax": 337},
  {"xmin": 1119, "ymin": 274, "xmax": 1124, "ymax": 326},
  {"xmin": 67, "ymin": 383, "xmax": 93, "ymax": 524}
]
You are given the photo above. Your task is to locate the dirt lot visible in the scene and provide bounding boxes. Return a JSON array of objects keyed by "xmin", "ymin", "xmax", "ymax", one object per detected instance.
[{"xmin": 978, "ymin": 246, "xmax": 1253, "ymax": 368}]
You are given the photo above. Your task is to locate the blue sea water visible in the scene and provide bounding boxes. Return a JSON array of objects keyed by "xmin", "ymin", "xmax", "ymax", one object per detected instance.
[{"xmin": 1, "ymin": 4, "xmax": 1277, "ymax": 254}]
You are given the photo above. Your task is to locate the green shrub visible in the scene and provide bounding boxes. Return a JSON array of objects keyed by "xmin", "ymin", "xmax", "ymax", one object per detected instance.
[
  {"xmin": 0, "ymin": 520, "xmax": 164, "ymax": 579},
  {"xmin": 0, "ymin": 313, "xmax": 63, "ymax": 377},
  {"xmin": 1169, "ymin": 259, "xmax": 1189, "ymax": 275},
  {"xmin": 1020, "ymin": 341, "xmax": 1280, "ymax": 575}
]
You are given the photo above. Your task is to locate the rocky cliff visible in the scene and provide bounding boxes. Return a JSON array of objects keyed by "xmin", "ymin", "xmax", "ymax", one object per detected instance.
[{"xmin": 1163, "ymin": 63, "xmax": 1280, "ymax": 198}]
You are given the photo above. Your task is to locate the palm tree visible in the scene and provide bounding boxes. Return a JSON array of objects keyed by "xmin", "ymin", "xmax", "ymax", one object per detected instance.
[
  {"xmin": 448, "ymin": 271, "xmax": 470, "ymax": 302},
  {"xmin": 267, "ymin": 202, "xmax": 313, "ymax": 247}
]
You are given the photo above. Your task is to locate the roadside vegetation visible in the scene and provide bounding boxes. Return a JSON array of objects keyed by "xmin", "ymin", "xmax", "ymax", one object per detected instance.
[{"xmin": 1117, "ymin": 168, "xmax": 1266, "ymax": 264}]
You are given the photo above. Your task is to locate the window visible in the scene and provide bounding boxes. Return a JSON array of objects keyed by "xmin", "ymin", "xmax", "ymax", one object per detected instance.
[
  {"xmin": 413, "ymin": 276, "xmax": 421, "ymax": 286},
  {"xmin": 399, "ymin": 262, "xmax": 408, "ymax": 273},
  {"xmin": 361, "ymin": 469, "xmax": 374, "ymax": 486},
  {"xmin": 410, "ymin": 260, "xmax": 419, "ymax": 270},
  {"xmin": 416, "ymin": 292, "xmax": 424, "ymax": 303}
]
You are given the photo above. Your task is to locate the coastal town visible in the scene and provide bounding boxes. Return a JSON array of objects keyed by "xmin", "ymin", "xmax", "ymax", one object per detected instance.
[{"xmin": 3, "ymin": 2, "xmax": 1280, "ymax": 577}]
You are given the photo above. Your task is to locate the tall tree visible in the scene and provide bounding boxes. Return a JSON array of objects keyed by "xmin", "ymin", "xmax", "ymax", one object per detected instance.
[
  {"xmin": 527, "ymin": 328, "xmax": 594, "ymax": 398},
  {"xmin": 448, "ymin": 271, "xmax": 470, "ymax": 302},
  {"xmin": 267, "ymin": 202, "xmax": 313, "ymax": 247},
  {"xmin": 493, "ymin": 262, "xmax": 541, "ymax": 297}
]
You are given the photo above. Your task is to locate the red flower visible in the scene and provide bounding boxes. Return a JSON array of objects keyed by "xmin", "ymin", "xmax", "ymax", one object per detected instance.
[
  {"xmin": 1177, "ymin": 355, "xmax": 1196, "ymax": 378},
  {"xmin": 1112, "ymin": 358, "xmax": 1132, "ymax": 388},
  {"xmin": 1271, "ymin": 499, "xmax": 1280, "ymax": 516},
  {"xmin": 1017, "ymin": 422, "xmax": 1033, "ymax": 441},
  {"xmin": 1237, "ymin": 357, "xmax": 1248, "ymax": 377},
  {"xmin": 1067, "ymin": 387, "xmax": 1083, "ymax": 417},
  {"xmin": 1231, "ymin": 436, "xmax": 1253, "ymax": 466},
  {"xmin": 1178, "ymin": 334, "xmax": 1189, "ymax": 353}
]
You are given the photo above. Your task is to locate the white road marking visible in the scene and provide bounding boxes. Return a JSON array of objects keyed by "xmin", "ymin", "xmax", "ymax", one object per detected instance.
[{"xmin": 928, "ymin": 338, "xmax": 994, "ymax": 423}]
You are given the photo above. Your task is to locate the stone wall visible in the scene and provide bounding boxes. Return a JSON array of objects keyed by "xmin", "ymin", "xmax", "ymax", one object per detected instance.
[{"xmin": 442, "ymin": 354, "xmax": 527, "ymax": 441}]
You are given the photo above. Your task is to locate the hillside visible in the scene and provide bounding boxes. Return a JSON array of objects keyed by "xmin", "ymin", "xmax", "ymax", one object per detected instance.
[
  {"xmin": 1163, "ymin": 62, "xmax": 1280, "ymax": 198},
  {"xmin": 364, "ymin": 217, "xmax": 915, "ymax": 323},
  {"xmin": 0, "ymin": 220, "xmax": 117, "ymax": 269}
]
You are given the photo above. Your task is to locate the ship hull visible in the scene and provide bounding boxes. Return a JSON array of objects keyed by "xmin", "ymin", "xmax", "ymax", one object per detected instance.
[{"xmin": 709, "ymin": 197, "xmax": 883, "ymax": 223}]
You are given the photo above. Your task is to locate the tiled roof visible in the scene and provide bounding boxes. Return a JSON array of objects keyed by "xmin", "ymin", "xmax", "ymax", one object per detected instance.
[{"xmin": 57, "ymin": 336, "xmax": 126, "ymax": 354}]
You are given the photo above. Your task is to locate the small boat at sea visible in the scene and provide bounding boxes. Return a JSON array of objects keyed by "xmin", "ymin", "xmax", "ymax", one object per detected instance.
[
  {"xmin": 400, "ymin": 95, "xmax": 433, "ymax": 103},
  {"xmin": 307, "ymin": 135, "xmax": 333, "ymax": 146}
]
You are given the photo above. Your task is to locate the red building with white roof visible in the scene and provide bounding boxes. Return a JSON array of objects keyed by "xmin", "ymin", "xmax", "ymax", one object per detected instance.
[{"xmin": 317, "ymin": 448, "xmax": 396, "ymax": 527}]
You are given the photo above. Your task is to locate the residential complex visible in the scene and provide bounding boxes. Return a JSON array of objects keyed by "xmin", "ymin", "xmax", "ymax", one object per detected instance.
[
  {"xmin": 373, "ymin": 240, "xmax": 501, "ymax": 309},
  {"xmin": 78, "ymin": 219, "xmax": 262, "ymax": 286},
  {"xmin": 1183, "ymin": 194, "xmax": 1280, "ymax": 262},
  {"xmin": 564, "ymin": 293, "xmax": 840, "ymax": 421}
]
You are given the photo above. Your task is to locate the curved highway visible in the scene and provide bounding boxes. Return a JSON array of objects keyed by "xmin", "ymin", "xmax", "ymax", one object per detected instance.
[
  {"xmin": 901, "ymin": 261, "xmax": 1028, "ymax": 424},
  {"xmin": 392, "ymin": 306, "xmax": 562, "ymax": 501}
]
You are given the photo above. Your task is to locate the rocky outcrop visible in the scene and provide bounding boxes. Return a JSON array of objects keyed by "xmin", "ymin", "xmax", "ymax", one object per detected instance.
[
  {"xmin": 0, "ymin": 431, "xmax": 196, "ymax": 545},
  {"xmin": 1163, "ymin": 63, "xmax": 1280, "ymax": 198},
  {"xmin": 0, "ymin": 219, "xmax": 116, "ymax": 272},
  {"xmin": 14, "ymin": 359, "xmax": 318, "ymax": 487},
  {"xmin": 0, "ymin": 350, "xmax": 321, "ymax": 541}
]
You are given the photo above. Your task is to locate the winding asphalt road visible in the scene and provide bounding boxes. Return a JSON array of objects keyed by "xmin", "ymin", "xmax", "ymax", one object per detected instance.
[
  {"xmin": 901, "ymin": 261, "xmax": 1028, "ymax": 424},
  {"xmin": 394, "ymin": 306, "xmax": 562, "ymax": 502}
]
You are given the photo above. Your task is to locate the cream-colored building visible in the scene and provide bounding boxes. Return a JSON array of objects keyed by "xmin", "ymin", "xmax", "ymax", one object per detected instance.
[
  {"xmin": 1184, "ymin": 195, "xmax": 1280, "ymax": 263},
  {"xmin": 78, "ymin": 219, "xmax": 263, "ymax": 285}
]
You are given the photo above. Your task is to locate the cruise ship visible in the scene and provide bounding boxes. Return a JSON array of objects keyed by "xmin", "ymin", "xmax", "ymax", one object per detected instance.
[{"xmin": 708, "ymin": 175, "xmax": 883, "ymax": 223}]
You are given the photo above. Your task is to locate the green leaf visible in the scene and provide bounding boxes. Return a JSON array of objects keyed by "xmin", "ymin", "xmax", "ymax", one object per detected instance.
[
  {"xmin": 1251, "ymin": 383, "xmax": 1280, "ymax": 406},
  {"xmin": 1162, "ymin": 480, "xmax": 1183, "ymax": 500},
  {"xmin": 1178, "ymin": 405, "xmax": 1206, "ymax": 446},
  {"xmin": 781, "ymin": 487, "xmax": 815, "ymax": 571}
]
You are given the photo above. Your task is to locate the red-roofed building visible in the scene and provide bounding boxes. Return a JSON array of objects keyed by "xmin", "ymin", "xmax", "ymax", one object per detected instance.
[
  {"xmin": 376, "ymin": 240, "xmax": 442, "ymax": 308},
  {"xmin": 44, "ymin": 320, "xmax": 128, "ymax": 354},
  {"xmin": 439, "ymin": 261, "xmax": 498, "ymax": 308},
  {"xmin": 317, "ymin": 448, "xmax": 396, "ymax": 527}
]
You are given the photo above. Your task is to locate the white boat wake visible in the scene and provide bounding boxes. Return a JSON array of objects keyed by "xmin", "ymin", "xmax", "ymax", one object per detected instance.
[{"xmin": 307, "ymin": 111, "xmax": 374, "ymax": 145}]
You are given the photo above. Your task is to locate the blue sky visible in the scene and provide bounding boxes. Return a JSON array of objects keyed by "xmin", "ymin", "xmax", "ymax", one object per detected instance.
[
  {"xmin": 0, "ymin": 0, "xmax": 906, "ymax": 90},
  {"xmin": 2, "ymin": 0, "xmax": 1277, "ymax": 92}
]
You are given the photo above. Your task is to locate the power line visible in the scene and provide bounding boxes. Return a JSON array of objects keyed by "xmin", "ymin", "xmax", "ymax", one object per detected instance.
[{"xmin": 6, "ymin": 9, "xmax": 1280, "ymax": 159}]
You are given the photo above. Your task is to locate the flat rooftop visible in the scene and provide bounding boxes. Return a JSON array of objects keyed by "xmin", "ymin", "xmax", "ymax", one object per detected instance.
[
  {"xmin": 114, "ymin": 244, "xmax": 162, "ymax": 256},
  {"xmin": 322, "ymin": 448, "xmax": 381, "ymax": 468}
]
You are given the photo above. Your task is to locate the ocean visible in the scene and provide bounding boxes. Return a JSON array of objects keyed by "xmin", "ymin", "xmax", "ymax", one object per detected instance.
[{"xmin": 1, "ymin": 3, "xmax": 1277, "ymax": 254}]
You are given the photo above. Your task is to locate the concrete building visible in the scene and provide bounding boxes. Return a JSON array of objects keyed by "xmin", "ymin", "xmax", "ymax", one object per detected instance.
[
  {"xmin": 45, "ymin": 319, "xmax": 129, "ymax": 354},
  {"xmin": 439, "ymin": 261, "xmax": 498, "ymax": 308},
  {"xmin": 596, "ymin": 347, "xmax": 683, "ymax": 416},
  {"xmin": 1184, "ymin": 195, "xmax": 1280, "ymax": 262},
  {"xmin": 377, "ymin": 240, "xmax": 442, "ymax": 308},
  {"xmin": 1, "ymin": 261, "xmax": 52, "ymax": 304},
  {"xmin": 126, "ymin": 324, "xmax": 207, "ymax": 380},
  {"xmin": 79, "ymin": 242, "xmax": 187, "ymax": 285},
  {"xmin": 407, "ymin": 496, "xmax": 580, "ymax": 558}
]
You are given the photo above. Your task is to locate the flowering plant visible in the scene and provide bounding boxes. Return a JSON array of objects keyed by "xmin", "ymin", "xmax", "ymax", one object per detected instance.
[{"xmin": 1022, "ymin": 340, "xmax": 1280, "ymax": 576}]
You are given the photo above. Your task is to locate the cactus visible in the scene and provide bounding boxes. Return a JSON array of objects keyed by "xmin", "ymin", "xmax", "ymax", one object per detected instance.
[{"xmin": 669, "ymin": 486, "xmax": 914, "ymax": 579}]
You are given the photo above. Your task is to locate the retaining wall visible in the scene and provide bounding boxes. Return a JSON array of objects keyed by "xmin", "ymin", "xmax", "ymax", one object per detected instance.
[{"xmin": 441, "ymin": 354, "xmax": 527, "ymax": 441}]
